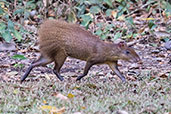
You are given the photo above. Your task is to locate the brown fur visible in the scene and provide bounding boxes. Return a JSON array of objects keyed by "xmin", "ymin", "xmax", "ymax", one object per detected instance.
[
  {"xmin": 39, "ymin": 20, "xmax": 104, "ymax": 60},
  {"xmin": 21, "ymin": 19, "xmax": 140, "ymax": 83}
]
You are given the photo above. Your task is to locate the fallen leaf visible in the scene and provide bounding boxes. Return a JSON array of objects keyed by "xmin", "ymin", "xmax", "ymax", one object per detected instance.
[
  {"xmin": 43, "ymin": 100, "xmax": 47, "ymax": 104},
  {"xmin": 126, "ymin": 75, "xmax": 136, "ymax": 81},
  {"xmin": 111, "ymin": 10, "xmax": 117, "ymax": 17},
  {"xmin": 7, "ymin": 71, "xmax": 18, "ymax": 76},
  {"xmin": 116, "ymin": 110, "xmax": 129, "ymax": 114},
  {"xmin": 73, "ymin": 112, "xmax": 82, "ymax": 114},
  {"xmin": 50, "ymin": 107, "xmax": 65, "ymax": 114},
  {"xmin": 48, "ymin": 9, "xmax": 55, "ymax": 17},
  {"xmin": 72, "ymin": 86, "xmax": 81, "ymax": 90},
  {"xmin": 24, "ymin": 20, "xmax": 29, "ymax": 25},
  {"xmin": 81, "ymin": 106, "xmax": 86, "ymax": 109},
  {"xmin": 13, "ymin": 89, "xmax": 19, "ymax": 94},
  {"xmin": 85, "ymin": 83, "xmax": 97, "ymax": 89},
  {"xmin": 67, "ymin": 93, "xmax": 75, "ymax": 98},
  {"xmin": 40, "ymin": 105, "xmax": 65, "ymax": 114},
  {"xmin": 159, "ymin": 74, "xmax": 168, "ymax": 78},
  {"xmin": 74, "ymin": 112, "xmax": 82, "ymax": 114},
  {"xmin": 159, "ymin": 61, "xmax": 164, "ymax": 65},
  {"xmin": 142, "ymin": 18, "xmax": 155, "ymax": 20},
  {"xmin": 52, "ymin": 93, "xmax": 68, "ymax": 100},
  {"xmin": 44, "ymin": 74, "xmax": 51, "ymax": 80},
  {"xmin": 138, "ymin": 26, "xmax": 145, "ymax": 34},
  {"xmin": 0, "ymin": 64, "xmax": 10, "ymax": 68},
  {"xmin": 111, "ymin": 10, "xmax": 125, "ymax": 20},
  {"xmin": 40, "ymin": 105, "xmax": 57, "ymax": 110},
  {"xmin": 150, "ymin": 75, "xmax": 157, "ymax": 80}
]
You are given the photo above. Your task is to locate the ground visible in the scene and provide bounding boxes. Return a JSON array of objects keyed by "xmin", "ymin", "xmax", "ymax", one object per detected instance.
[
  {"xmin": 0, "ymin": 42, "xmax": 170, "ymax": 113},
  {"xmin": 0, "ymin": 0, "xmax": 171, "ymax": 113}
]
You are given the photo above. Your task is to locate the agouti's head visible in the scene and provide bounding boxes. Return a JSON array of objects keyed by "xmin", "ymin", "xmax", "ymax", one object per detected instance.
[{"xmin": 114, "ymin": 42, "xmax": 141, "ymax": 63}]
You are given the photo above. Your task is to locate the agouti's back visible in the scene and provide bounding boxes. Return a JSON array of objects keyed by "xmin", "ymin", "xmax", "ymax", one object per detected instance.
[
  {"xmin": 21, "ymin": 19, "xmax": 140, "ymax": 83},
  {"xmin": 39, "ymin": 20, "xmax": 103, "ymax": 60}
]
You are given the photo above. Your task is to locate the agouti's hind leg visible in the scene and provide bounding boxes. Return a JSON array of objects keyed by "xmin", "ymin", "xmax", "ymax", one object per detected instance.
[
  {"xmin": 21, "ymin": 55, "xmax": 53, "ymax": 83},
  {"xmin": 53, "ymin": 53, "xmax": 67, "ymax": 81},
  {"xmin": 76, "ymin": 61, "xmax": 95, "ymax": 81}
]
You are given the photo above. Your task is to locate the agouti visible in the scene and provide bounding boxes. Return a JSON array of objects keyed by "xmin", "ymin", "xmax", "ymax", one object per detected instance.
[{"xmin": 21, "ymin": 19, "xmax": 140, "ymax": 83}]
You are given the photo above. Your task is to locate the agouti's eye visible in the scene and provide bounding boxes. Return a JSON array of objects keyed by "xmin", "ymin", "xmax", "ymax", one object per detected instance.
[{"xmin": 125, "ymin": 50, "xmax": 130, "ymax": 55}]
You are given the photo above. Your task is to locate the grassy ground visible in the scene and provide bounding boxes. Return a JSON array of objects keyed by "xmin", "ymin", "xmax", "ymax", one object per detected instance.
[{"xmin": 0, "ymin": 75, "xmax": 170, "ymax": 114}]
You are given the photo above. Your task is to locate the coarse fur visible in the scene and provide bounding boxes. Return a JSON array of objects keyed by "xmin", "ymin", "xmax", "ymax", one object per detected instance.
[
  {"xmin": 21, "ymin": 19, "xmax": 140, "ymax": 83},
  {"xmin": 39, "ymin": 20, "xmax": 105, "ymax": 61}
]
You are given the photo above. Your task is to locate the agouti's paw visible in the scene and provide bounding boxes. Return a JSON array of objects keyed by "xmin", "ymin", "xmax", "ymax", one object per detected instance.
[
  {"xmin": 58, "ymin": 75, "xmax": 64, "ymax": 81},
  {"xmin": 121, "ymin": 78, "xmax": 126, "ymax": 83},
  {"xmin": 76, "ymin": 76, "xmax": 84, "ymax": 81}
]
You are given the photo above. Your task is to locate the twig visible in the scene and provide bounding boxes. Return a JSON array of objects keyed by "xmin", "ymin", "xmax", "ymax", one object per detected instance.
[{"xmin": 125, "ymin": 1, "xmax": 157, "ymax": 17}]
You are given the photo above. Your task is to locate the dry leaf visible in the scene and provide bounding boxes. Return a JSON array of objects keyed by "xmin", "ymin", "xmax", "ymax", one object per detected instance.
[
  {"xmin": 13, "ymin": 89, "xmax": 19, "ymax": 94},
  {"xmin": 48, "ymin": 9, "xmax": 55, "ymax": 17},
  {"xmin": 81, "ymin": 106, "xmax": 86, "ymax": 109},
  {"xmin": 40, "ymin": 105, "xmax": 57, "ymax": 110},
  {"xmin": 43, "ymin": 0, "xmax": 48, "ymax": 7},
  {"xmin": 72, "ymin": 86, "xmax": 81, "ymax": 90},
  {"xmin": 150, "ymin": 75, "xmax": 157, "ymax": 80},
  {"xmin": 50, "ymin": 107, "xmax": 65, "ymax": 114},
  {"xmin": 53, "ymin": 93, "xmax": 68, "ymax": 100},
  {"xmin": 159, "ymin": 61, "xmax": 164, "ymax": 65},
  {"xmin": 0, "ymin": 2, "xmax": 8, "ymax": 12},
  {"xmin": 138, "ymin": 26, "xmax": 146, "ymax": 34},
  {"xmin": 111, "ymin": 10, "xmax": 117, "ymax": 18},
  {"xmin": 7, "ymin": 71, "xmax": 18, "ymax": 76},
  {"xmin": 67, "ymin": 93, "xmax": 75, "ymax": 98},
  {"xmin": 85, "ymin": 84, "xmax": 97, "ymax": 89},
  {"xmin": 142, "ymin": 18, "xmax": 155, "ymax": 21},
  {"xmin": 24, "ymin": 20, "xmax": 30, "ymax": 25},
  {"xmin": 73, "ymin": 112, "xmax": 82, "ymax": 114},
  {"xmin": 116, "ymin": 110, "xmax": 129, "ymax": 114},
  {"xmin": 44, "ymin": 74, "xmax": 51, "ymax": 80},
  {"xmin": 159, "ymin": 74, "xmax": 168, "ymax": 78},
  {"xmin": 40, "ymin": 105, "xmax": 65, "ymax": 114},
  {"xmin": 118, "ymin": 15, "xmax": 125, "ymax": 21},
  {"xmin": 43, "ymin": 100, "xmax": 47, "ymax": 104},
  {"xmin": 0, "ymin": 64, "xmax": 10, "ymax": 68},
  {"xmin": 126, "ymin": 75, "xmax": 136, "ymax": 81}
]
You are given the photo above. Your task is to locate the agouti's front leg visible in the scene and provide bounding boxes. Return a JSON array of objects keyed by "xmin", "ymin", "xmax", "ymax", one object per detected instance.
[
  {"xmin": 108, "ymin": 62, "xmax": 126, "ymax": 82},
  {"xmin": 21, "ymin": 55, "xmax": 52, "ymax": 83}
]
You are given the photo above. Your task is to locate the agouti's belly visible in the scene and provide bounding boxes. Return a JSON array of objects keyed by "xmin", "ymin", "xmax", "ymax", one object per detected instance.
[{"xmin": 66, "ymin": 47, "xmax": 90, "ymax": 61}]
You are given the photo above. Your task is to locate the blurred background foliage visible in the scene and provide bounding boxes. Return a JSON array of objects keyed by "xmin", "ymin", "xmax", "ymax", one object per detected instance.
[{"xmin": 0, "ymin": 0, "xmax": 170, "ymax": 43}]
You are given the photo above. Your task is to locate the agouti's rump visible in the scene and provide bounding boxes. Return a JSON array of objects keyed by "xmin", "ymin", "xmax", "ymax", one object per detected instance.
[{"xmin": 21, "ymin": 19, "xmax": 141, "ymax": 83}]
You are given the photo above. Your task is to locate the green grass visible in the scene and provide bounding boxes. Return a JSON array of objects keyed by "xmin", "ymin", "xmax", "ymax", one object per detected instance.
[{"xmin": 0, "ymin": 76, "xmax": 170, "ymax": 114}]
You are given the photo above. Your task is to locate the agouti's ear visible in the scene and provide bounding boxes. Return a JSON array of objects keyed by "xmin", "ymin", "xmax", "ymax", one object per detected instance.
[{"xmin": 118, "ymin": 41, "xmax": 127, "ymax": 48}]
